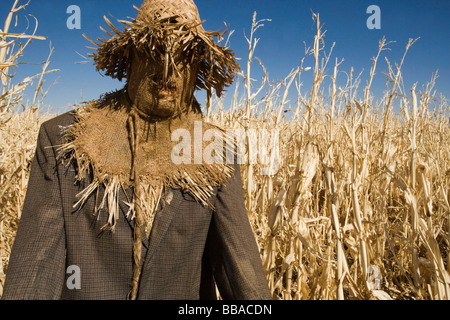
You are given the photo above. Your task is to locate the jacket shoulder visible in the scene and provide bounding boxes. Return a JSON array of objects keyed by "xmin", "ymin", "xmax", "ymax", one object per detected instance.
[
  {"xmin": 39, "ymin": 110, "xmax": 76, "ymax": 143},
  {"xmin": 41, "ymin": 110, "xmax": 76, "ymax": 132}
]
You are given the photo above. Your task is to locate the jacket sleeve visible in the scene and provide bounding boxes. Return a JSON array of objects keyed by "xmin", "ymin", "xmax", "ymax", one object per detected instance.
[
  {"xmin": 208, "ymin": 163, "xmax": 272, "ymax": 300},
  {"xmin": 2, "ymin": 123, "xmax": 66, "ymax": 300}
]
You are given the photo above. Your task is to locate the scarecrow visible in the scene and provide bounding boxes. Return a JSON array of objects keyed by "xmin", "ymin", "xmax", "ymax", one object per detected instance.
[{"xmin": 2, "ymin": 0, "xmax": 271, "ymax": 300}]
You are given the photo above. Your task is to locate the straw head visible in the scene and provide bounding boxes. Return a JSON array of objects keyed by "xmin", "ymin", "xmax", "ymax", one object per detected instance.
[{"xmin": 86, "ymin": 0, "xmax": 239, "ymax": 98}]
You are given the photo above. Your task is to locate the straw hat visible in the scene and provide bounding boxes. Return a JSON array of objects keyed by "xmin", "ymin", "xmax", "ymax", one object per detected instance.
[
  {"xmin": 86, "ymin": 0, "xmax": 239, "ymax": 97},
  {"xmin": 137, "ymin": 0, "xmax": 202, "ymax": 26}
]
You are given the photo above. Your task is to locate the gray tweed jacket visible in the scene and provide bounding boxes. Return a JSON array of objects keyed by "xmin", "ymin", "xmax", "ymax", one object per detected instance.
[{"xmin": 2, "ymin": 111, "xmax": 271, "ymax": 300}]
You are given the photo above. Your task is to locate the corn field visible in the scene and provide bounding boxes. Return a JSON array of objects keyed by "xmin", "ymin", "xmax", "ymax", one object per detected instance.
[{"xmin": 1, "ymin": 2, "xmax": 449, "ymax": 300}]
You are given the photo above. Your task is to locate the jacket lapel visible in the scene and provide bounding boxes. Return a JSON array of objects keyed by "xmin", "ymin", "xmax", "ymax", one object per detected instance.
[
  {"xmin": 117, "ymin": 186, "xmax": 183, "ymax": 254},
  {"xmin": 143, "ymin": 188, "xmax": 182, "ymax": 263}
]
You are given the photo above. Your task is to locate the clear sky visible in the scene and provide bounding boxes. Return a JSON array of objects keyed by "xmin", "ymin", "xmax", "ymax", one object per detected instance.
[{"xmin": 3, "ymin": 0, "xmax": 449, "ymax": 115}]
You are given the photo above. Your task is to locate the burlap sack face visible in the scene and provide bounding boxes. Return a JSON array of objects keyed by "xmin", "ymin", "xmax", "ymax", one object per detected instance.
[
  {"xmin": 126, "ymin": 47, "xmax": 200, "ymax": 118},
  {"xmin": 126, "ymin": 0, "xmax": 204, "ymax": 119}
]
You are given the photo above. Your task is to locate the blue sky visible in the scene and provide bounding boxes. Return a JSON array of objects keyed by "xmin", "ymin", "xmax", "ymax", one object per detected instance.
[{"xmin": 3, "ymin": 0, "xmax": 449, "ymax": 114}]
